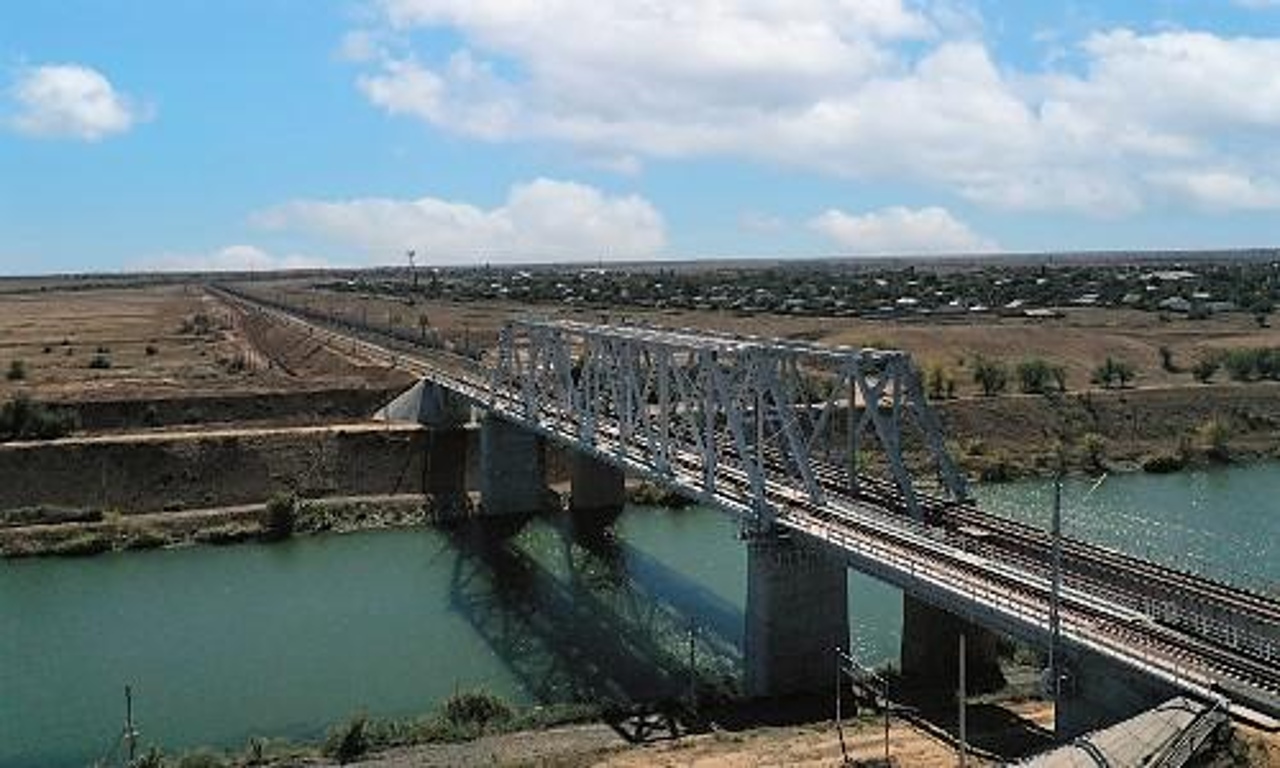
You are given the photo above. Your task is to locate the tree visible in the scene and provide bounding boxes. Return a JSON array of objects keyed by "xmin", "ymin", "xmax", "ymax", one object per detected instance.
[
  {"xmin": 1017, "ymin": 358, "xmax": 1066, "ymax": 394},
  {"xmin": 972, "ymin": 355, "xmax": 1008, "ymax": 397},
  {"xmin": 1092, "ymin": 356, "xmax": 1135, "ymax": 389},
  {"xmin": 926, "ymin": 364, "xmax": 953, "ymax": 400}
]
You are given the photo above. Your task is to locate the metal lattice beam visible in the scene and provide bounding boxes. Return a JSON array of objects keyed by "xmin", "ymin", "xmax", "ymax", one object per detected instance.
[{"xmin": 489, "ymin": 318, "xmax": 968, "ymax": 527}]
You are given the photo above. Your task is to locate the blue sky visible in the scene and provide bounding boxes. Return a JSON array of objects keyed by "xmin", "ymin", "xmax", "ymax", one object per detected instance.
[{"xmin": 3, "ymin": 1, "xmax": 1280, "ymax": 274}]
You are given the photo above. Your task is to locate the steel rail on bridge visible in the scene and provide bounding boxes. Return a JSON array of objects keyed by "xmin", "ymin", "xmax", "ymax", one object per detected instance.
[{"xmin": 212, "ymin": 284, "xmax": 1280, "ymax": 727}]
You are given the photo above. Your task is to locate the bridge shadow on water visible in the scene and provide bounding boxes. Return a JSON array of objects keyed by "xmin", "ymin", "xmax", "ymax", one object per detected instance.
[{"xmin": 434, "ymin": 512, "xmax": 742, "ymax": 739}]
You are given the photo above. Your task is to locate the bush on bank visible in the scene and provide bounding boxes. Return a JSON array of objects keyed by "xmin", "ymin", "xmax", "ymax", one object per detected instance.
[
  {"xmin": 0, "ymin": 395, "xmax": 78, "ymax": 442},
  {"xmin": 128, "ymin": 689, "xmax": 597, "ymax": 767}
]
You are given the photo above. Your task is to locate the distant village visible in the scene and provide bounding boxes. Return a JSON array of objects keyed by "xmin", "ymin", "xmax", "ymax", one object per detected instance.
[{"xmin": 323, "ymin": 257, "xmax": 1280, "ymax": 322}]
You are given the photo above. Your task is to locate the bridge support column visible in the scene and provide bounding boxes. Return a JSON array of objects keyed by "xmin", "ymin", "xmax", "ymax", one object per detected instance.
[
  {"xmin": 479, "ymin": 415, "xmax": 550, "ymax": 516},
  {"xmin": 1054, "ymin": 650, "xmax": 1181, "ymax": 740},
  {"xmin": 899, "ymin": 596, "xmax": 1005, "ymax": 696},
  {"xmin": 745, "ymin": 533, "xmax": 848, "ymax": 698},
  {"xmin": 569, "ymin": 452, "xmax": 626, "ymax": 517}
]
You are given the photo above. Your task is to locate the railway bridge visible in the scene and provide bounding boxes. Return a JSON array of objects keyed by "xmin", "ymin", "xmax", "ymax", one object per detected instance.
[{"xmin": 216, "ymin": 285, "xmax": 1280, "ymax": 740}]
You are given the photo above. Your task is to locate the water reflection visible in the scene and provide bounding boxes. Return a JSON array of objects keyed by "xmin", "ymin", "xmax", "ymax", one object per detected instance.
[{"xmin": 441, "ymin": 514, "xmax": 741, "ymax": 707}]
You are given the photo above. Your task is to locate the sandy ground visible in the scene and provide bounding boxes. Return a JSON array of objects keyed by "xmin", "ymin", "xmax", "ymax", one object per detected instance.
[
  {"xmin": 359, "ymin": 714, "xmax": 992, "ymax": 767},
  {"xmin": 0, "ymin": 285, "xmax": 405, "ymax": 405}
]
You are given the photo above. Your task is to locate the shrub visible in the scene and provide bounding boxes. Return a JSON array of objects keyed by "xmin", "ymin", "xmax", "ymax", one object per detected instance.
[
  {"xmin": 262, "ymin": 491, "xmax": 299, "ymax": 540},
  {"xmin": 1199, "ymin": 417, "xmax": 1232, "ymax": 462},
  {"xmin": 1191, "ymin": 355, "xmax": 1220, "ymax": 383},
  {"xmin": 1142, "ymin": 453, "xmax": 1186, "ymax": 474},
  {"xmin": 971, "ymin": 355, "xmax": 1008, "ymax": 397},
  {"xmin": 6, "ymin": 360, "xmax": 26, "ymax": 381},
  {"xmin": 1223, "ymin": 348, "xmax": 1260, "ymax": 381},
  {"xmin": 175, "ymin": 750, "xmax": 229, "ymax": 768},
  {"xmin": 88, "ymin": 354, "xmax": 112, "ymax": 370},
  {"xmin": 926, "ymin": 364, "xmax": 954, "ymax": 400},
  {"xmin": 0, "ymin": 395, "xmax": 77, "ymax": 441},
  {"xmin": 1081, "ymin": 432, "xmax": 1106, "ymax": 470},
  {"xmin": 1158, "ymin": 345, "xmax": 1177, "ymax": 373},
  {"xmin": 443, "ymin": 689, "xmax": 512, "ymax": 729},
  {"xmin": 1091, "ymin": 356, "xmax": 1135, "ymax": 389},
  {"xmin": 323, "ymin": 715, "xmax": 369, "ymax": 764},
  {"xmin": 145, "ymin": 344, "xmax": 159, "ymax": 356},
  {"xmin": 1016, "ymin": 358, "xmax": 1066, "ymax": 394}
]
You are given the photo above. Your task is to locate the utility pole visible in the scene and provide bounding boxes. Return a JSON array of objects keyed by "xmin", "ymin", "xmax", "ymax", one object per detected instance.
[
  {"xmin": 1049, "ymin": 472, "xmax": 1064, "ymax": 729},
  {"xmin": 123, "ymin": 685, "xmax": 139, "ymax": 763},
  {"xmin": 835, "ymin": 647, "xmax": 847, "ymax": 765},
  {"xmin": 958, "ymin": 633, "xmax": 967, "ymax": 768}
]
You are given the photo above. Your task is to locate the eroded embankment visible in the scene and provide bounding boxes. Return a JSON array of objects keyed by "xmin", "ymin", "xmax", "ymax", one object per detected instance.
[{"xmin": 0, "ymin": 423, "xmax": 431, "ymax": 514}]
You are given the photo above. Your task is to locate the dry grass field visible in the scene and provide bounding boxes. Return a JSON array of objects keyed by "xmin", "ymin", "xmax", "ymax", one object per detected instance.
[{"xmin": 0, "ymin": 284, "xmax": 405, "ymax": 405}]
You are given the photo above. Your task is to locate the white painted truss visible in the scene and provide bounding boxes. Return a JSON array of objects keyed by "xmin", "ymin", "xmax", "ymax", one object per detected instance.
[{"xmin": 490, "ymin": 318, "xmax": 969, "ymax": 527}]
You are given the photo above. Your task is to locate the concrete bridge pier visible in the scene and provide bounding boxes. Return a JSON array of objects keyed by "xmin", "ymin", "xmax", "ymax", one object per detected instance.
[
  {"xmin": 479, "ymin": 414, "xmax": 552, "ymax": 516},
  {"xmin": 375, "ymin": 380, "xmax": 473, "ymax": 509},
  {"xmin": 1054, "ymin": 650, "xmax": 1181, "ymax": 740},
  {"xmin": 899, "ymin": 596, "xmax": 1006, "ymax": 695},
  {"xmin": 745, "ymin": 532, "xmax": 849, "ymax": 698},
  {"xmin": 569, "ymin": 452, "xmax": 626, "ymax": 516}
]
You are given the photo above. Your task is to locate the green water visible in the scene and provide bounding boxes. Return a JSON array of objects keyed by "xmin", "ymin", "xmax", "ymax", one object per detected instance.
[
  {"xmin": 0, "ymin": 507, "xmax": 898, "ymax": 767},
  {"xmin": 5, "ymin": 462, "xmax": 1275, "ymax": 766},
  {"xmin": 975, "ymin": 463, "xmax": 1280, "ymax": 592}
]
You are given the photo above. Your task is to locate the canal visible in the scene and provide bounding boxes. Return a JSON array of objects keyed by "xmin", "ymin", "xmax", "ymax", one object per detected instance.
[{"xmin": 3, "ymin": 463, "xmax": 1277, "ymax": 766}]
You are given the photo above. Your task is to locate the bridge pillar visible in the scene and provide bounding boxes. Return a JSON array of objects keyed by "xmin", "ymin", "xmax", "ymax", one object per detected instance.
[
  {"xmin": 899, "ymin": 595, "xmax": 1005, "ymax": 695},
  {"xmin": 1054, "ymin": 649, "xmax": 1181, "ymax": 740},
  {"xmin": 569, "ymin": 452, "xmax": 626, "ymax": 517},
  {"xmin": 745, "ymin": 533, "xmax": 848, "ymax": 698},
  {"xmin": 479, "ymin": 414, "xmax": 551, "ymax": 516}
]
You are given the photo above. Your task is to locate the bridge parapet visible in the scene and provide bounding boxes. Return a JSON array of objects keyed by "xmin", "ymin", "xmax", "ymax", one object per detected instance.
[{"xmin": 490, "ymin": 318, "xmax": 967, "ymax": 527}]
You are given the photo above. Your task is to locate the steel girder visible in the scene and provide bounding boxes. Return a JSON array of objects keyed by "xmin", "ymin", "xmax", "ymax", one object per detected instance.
[{"xmin": 490, "ymin": 318, "xmax": 968, "ymax": 527}]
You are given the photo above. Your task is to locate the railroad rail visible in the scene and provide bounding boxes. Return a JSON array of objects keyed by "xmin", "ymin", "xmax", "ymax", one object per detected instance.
[{"xmin": 211, "ymin": 283, "xmax": 1280, "ymax": 727}]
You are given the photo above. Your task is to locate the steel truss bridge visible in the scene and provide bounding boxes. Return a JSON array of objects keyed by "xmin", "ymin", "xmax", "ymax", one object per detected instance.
[{"xmin": 215, "ymin": 285, "xmax": 1280, "ymax": 728}]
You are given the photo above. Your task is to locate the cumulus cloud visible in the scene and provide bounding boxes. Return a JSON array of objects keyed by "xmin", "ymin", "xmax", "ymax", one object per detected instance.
[
  {"xmin": 7, "ymin": 64, "xmax": 145, "ymax": 141},
  {"xmin": 349, "ymin": 3, "xmax": 1280, "ymax": 214},
  {"xmin": 138, "ymin": 245, "xmax": 326, "ymax": 273},
  {"xmin": 253, "ymin": 178, "xmax": 666, "ymax": 263},
  {"xmin": 809, "ymin": 206, "xmax": 997, "ymax": 255}
]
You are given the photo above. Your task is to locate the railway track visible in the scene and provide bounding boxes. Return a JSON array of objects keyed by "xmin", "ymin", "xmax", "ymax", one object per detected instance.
[{"xmin": 214, "ymin": 284, "xmax": 1280, "ymax": 724}]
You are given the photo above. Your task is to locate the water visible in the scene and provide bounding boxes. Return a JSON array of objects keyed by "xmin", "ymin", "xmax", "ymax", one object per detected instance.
[
  {"xmin": 0, "ymin": 506, "xmax": 900, "ymax": 767},
  {"xmin": 975, "ymin": 463, "xmax": 1280, "ymax": 593},
  {"xmin": 5, "ymin": 462, "xmax": 1276, "ymax": 766}
]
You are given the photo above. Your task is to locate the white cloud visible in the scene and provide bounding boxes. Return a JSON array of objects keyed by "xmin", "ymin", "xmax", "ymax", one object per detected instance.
[
  {"xmin": 809, "ymin": 206, "xmax": 997, "ymax": 255},
  {"xmin": 253, "ymin": 178, "xmax": 666, "ymax": 263},
  {"xmin": 138, "ymin": 245, "xmax": 326, "ymax": 273},
  {"xmin": 7, "ymin": 64, "xmax": 145, "ymax": 141},
  {"xmin": 350, "ymin": 4, "xmax": 1280, "ymax": 214},
  {"xmin": 1147, "ymin": 170, "xmax": 1280, "ymax": 211}
]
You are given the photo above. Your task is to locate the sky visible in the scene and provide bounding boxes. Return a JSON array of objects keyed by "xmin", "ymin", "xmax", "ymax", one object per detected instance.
[{"xmin": 3, "ymin": 1, "xmax": 1280, "ymax": 274}]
